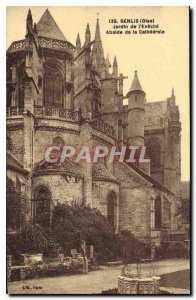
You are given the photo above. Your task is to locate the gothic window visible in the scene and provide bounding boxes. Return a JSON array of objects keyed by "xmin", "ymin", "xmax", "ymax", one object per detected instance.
[
  {"xmin": 44, "ymin": 66, "xmax": 64, "ymax": 107},
  {"xmin": 34, "ymin": 187, "xmax": 51, "ymax": 227},
  {"xmin": 146, "ymin": 138, "xmax": 161, "ymax": 169},
  {"xmin": 107, "ymin": 192, "xmax": 116, "ymax": 229},
  {"xmin": 155, "ymin": 196, "xmax": 162, "ymax": 229}
]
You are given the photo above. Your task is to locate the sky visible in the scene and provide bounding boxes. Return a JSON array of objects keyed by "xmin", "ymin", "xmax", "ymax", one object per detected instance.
[{"xmin": 6, "ymin": 6, "xmax": 190, "ymax": 181}]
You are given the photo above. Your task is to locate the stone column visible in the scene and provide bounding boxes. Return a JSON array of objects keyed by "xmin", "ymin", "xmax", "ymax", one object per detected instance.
[{"xmin": 80, "ymin": 120, "xmax": 93, "ymax": 206}]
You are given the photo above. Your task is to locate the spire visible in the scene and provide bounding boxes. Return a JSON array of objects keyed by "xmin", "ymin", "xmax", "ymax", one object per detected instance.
[
  {"xmin": 37, "ymin": 9, "xmax": 66, "ymax": 41},
  {"xmin": 92, "ymin": 16, "xmax": 105, "ymax": 76},
  {"xmin": 129, "ymin": 70, "xmax": 143, "ymax": 92},
  {"xmin": 172, "ymin": 87, "xmax": 175, "ymax": 98},
  {"xmin": 113, "ymin": 56, "xmax": 118, "ymax": 77},
  {"xmin": 33, "ymin": 23, "xmax": 38, "ymax": 35},
  {"xmin": 113, "ymin": 55, "xmax": 117, "ymax": 66},
  {"xmin": 85, "ymin": 23, "xmax": 91, "ymax": 44},
  {"xmin": 95, "ymin": 16, "xmax": 101, "ymax": 41},
  {"xmin": 76, "ymin": 33, "xmax": 81, "ymax": 51},
  {"xmin": 26, "ymin": 9, "xmax": 33, "ymax": 33},
  {"xmin": 27, "ymin": 9, "xmax": 32, "ymax": 22}
]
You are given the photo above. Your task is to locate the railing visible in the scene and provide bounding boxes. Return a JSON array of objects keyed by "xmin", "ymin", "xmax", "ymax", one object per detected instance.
[
  {"xmin": 92, "ymin": 118, "xmax": 114, "ymax": 137},
  {"xmin": 6, "ymin": 106, "xmax": 24, "ymax": 117},
  {"xmin": 34, "ymin": 106, "xmax": 81, "ymax": 121},
  {"xmin": 7, "ymin": 39, "xmax": 26, "ymax": 53},
  {"xmin": 38, "ymin": 36, "xmax": 75, "ymax": 53},
  {"xmin": 7, "ymin": 37, "xmax": 75, "ymax": 55}
]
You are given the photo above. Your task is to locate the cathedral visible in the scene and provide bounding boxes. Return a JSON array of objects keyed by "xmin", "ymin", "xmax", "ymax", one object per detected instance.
[{"xmin": 6, "ymin": 9, "xmax": 183, "ymax": 253}]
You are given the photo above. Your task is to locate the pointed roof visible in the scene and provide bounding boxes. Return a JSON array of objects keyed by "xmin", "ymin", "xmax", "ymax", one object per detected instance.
[
  {"xmin": 37, "ymin": 9, "xmax": 66, "ymax": 41},
  {"xmin": 95, "ymin": 18, "xmax": 101, "ymax": 41},
  {"xmin": 34, "ymin": 158, "xmax": 83, "ymax": 177},
  {"xmin": 172, "ymin": 87, "xmax": 175, "ymax": 98},
  {"xmin": 76, "ymin": 33, "xmax": 81, "ymax": 45},
  {"xmin": 92, "ymin": 162, "xmax": 118, "ymax": 183},
  {"xmin": 129, "ymin": 70, "xmax": 143, "ymax": 92},
  {"xmin": 27, "ymin": 9, "xmax": 33, "ymax": 22},
  {"xmin": 86, "ymin": 22, "xmax": 90, "ymax": 34},
  {"xmin": 113, "ymin": 55, "xmax": 117, "ymax": 66}
]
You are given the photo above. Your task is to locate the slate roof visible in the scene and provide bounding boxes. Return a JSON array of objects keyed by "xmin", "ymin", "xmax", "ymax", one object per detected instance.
[
  {"xmin": 129, "ymin": 70, "xmax": 143, "ymax": 92},
  {"xmin": 37, "ymin": 9, "xmax": 66, "ymax": 41},
  {"xmin": 92, "ymin": 162, "xmax": 119, "ymax": 183},
  {"xmin": 129, "ymin": 163, "xmax": 175, "ymax": 196},
  {"xmin": 34, "ymin": 158, "xmax": 83, "ymax": 177}
]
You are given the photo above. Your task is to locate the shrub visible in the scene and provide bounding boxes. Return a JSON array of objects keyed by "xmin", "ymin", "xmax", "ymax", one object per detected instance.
[
  {"xmin": 7, "ymin": 222, "xmax": 59, "ymax": 259},
  {"xmin": 51, "ymin": 202, "xmax": 146, "ymax": 263}
]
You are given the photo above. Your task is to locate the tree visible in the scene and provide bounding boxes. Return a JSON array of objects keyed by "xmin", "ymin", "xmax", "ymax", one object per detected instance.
[
  {"xmin": 7, "ymin": 222, "xmax": 59, "ymax": 258},
  {"xmin": 7, "ymin": 177, "xmax": 29, "ymax": 231},
  {"xmin": 51, "ymin": 201, "xmax": 146, "ymax": 263},
  {"xmin": 176, "ymin": 198, "xmax": 190, "ymax": 223}
]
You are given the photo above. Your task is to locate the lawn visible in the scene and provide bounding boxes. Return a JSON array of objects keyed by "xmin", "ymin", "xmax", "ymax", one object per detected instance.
[{"xmin": 160, "ymin": 269, "xmax": 190, "ymax": 290}]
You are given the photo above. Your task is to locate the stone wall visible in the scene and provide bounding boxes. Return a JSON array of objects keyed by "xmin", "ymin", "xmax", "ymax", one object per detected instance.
[
  {"xmin": 7, "ymin": 127, "xmax": 24, "ymax": 164},
  {"xmin": 33, "ymin": 174, "xmax": 83, "ymax": 205},
  {"xmin": 92, "ymin": 180, "xmax": 119, "ymax": 232},
  {"xmin": 34, "ymin": 123, "xmax": 80, "ymax": 164}
]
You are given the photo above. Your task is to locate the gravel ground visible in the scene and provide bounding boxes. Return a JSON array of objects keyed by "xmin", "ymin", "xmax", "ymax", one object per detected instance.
[{"xmin": 7, "ymin": 258, "xmax": 190, "ymax": 295}]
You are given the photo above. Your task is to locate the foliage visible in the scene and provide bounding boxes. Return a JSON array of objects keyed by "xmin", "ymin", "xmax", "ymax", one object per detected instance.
[
  {"xmin": 114, "ymin": 230, "xmax": 149, "ymax": 263},
  {"xmin": 7, "ymin": 178, "xmax": 29, "ymax": 230},
  {"xmin": 51, "ymin": 202, "xmax": 146, "ymax": 263},
  {"xmin": 51, "ymin": 201, "xmax": 114, "ymax": 259},
  {"xmin": 8, "ymin": 199, "xmax": 147, "ymax": 263},
  {"xmin": 155, "ymin": 241, "xmax": 190, "ymax": 259},
  {"xmin": 7, "ymin": 223, "xmax": 59, "ymax": 258},
  {"xmin": 176, "ymin": 198, "xmax": 190, "ymax": 223},
  {"xmin": 10, "ymin": 262, "xmax": 84, "ymax": 282}
]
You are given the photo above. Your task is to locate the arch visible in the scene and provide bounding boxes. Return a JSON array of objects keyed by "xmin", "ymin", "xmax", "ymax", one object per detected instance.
[
  {"xmin": 107, "ymin": 191, "xmax": 116, "ymax": 229},
  {"xmin": 33, "ymin": 186, "xmax": 51, "ymax": 227},
  {"xmin": 145, "ymin": 138, "xmax": 161, "ymax": 169},
  {"xmin": 44, "ymin": 60, "xmax": 64, "ymax": 107},
  {"xmin": 155, "ymin": 196, "xmax": 162, "ymax": 228}
]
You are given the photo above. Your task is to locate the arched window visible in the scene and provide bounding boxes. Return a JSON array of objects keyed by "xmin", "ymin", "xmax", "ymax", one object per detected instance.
[
  {"xmin": 34, "ymin": 187, "xmax": 51, "ymax": 227},
  {"xmin": 155, "ymin": 196, "xmax": 162, "ymax": 228},
  {"xmin": 146, "ymin": 138, "xmax": 161, "ymax": 169},
  {"xmin": 107, "ymin": 192, "xmax": 116, "ymax": 229},
  {"xmin": 44, "ymin": 66, "xmax": 64, "ymax": 107}
]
